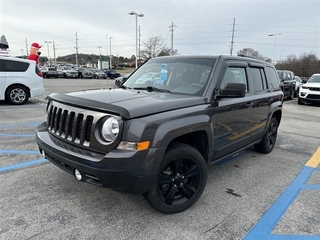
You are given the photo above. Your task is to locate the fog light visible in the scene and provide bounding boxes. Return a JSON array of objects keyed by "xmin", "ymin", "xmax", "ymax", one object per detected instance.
[{"xmin": 74, "ymin": 169, "xmax": 82, "ymax": 180}]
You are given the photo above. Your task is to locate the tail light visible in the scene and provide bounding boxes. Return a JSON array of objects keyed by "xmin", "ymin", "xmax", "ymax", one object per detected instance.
[{"xmin": 35, "ymin": 66, "xmax": 43, "ymax": 77}]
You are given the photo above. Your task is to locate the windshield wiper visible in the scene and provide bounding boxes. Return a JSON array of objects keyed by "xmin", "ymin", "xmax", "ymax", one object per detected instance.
[{"xmin": 133, "ymin": 86, "xmax": 171, "ymax": 93}]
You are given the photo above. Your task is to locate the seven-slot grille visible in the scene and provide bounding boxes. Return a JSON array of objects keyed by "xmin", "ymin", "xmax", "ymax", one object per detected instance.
[{"xmin": 47, "ymin": 104, "xmax": 94, "ymax": 147}]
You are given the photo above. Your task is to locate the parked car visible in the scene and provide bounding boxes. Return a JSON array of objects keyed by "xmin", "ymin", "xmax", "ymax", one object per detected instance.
[
  {"xmin": 133, "ymin": 72, "xmax": 161, "ymax": 86},
  {"xmin": 293, "ymin": 76, "xmax": 303, "ymax": 97},
  {"xmin": 77, "ymin": 67, "xmax": 93, "ymax": 79},
  {"xmin": 57, "ymin": 66, "xmax": 78, "ymax": 78},
  {"xmin": 41, "ymin": 67, "xmax": 58, "ymax": 78},
  {"xmin": 277, "ymin": 70, "xmax": 295, "ymax": 99},
  {"xmin": 92, "ymin": 69, "xmax": 107, "ymax": 79},
  {"xmin": 36, "ymin": 55, "xmax": 283, "ymax": 214},
  {"xmin": 105, "ymin": 69, "xmax": 121, "ymax": 79},
  {"xmin": 0, "ymin": 56, "xmax": 45, "ymax": 105},
  {"xmin": 298, "ymin": 73, "xmax": 320, "ymax": 105},
  {"xmin": 115, "ymin": 72, "xmax": 132, "ymax": 86}
]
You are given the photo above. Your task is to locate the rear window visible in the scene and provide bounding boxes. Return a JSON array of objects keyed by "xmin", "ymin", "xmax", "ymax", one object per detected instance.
[
  {"xmin": 0, "ymin": 59, "xmax": 29, "ymax": 72},
  {"xmin": 48, "ymin": 67, "xmax": 56, "ymax": 71}
]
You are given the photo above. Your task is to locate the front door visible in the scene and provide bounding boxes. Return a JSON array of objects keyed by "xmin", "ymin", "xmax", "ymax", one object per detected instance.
[{"xmin": 213, "ymin": 66, "xmax": 254, "ymax": 160}]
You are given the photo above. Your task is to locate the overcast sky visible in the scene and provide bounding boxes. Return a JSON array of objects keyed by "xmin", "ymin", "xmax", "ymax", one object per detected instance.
[{"xmin": 1, "ymin": 0, "xmax": 319, "ymax": 62}]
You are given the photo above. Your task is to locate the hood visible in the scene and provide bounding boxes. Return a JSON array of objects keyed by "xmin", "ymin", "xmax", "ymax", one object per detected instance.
[
  {"xmin": 48, "ymin": 88, "xmax": 207, "ymax": 119},
  {"xmin": 304, "ymin": 82, "xmax": 320, "ymax": 87}
]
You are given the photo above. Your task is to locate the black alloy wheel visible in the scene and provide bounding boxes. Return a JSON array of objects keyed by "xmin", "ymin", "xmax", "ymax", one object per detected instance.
[
  {"xmin": 143, "ymin": 142, "xmax": 207, "ymax": 214},
  {"xmin": 254, "ymin": 117, "xmax": 278, "ymax": 154}
]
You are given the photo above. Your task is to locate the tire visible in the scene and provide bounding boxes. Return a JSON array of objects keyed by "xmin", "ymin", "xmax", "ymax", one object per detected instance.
[
  {"xmin": 6, "ymin": 85, "xmax": 29, "ymax": 105},
  {"xmin": 143, "ymin": 142, "xmax": 207, "ymax": 214},
  {"xmin": 298, "ymin": 97, "xmax": 304, "ymax": 105},
  {"xmin": 254, "ymin": 117, "xmax": 278, "ymax": 154}
]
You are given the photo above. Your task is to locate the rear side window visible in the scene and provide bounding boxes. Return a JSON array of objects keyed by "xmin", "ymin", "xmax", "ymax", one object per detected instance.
[
  {"xmin": 250, "ymin": 67, "xmax": 267, "ymax": 92},
  {"xmin": 1, "ymin": 59, "xmax": 29, "ymax": 72},
  {"xmin": 265, "ymin": 66, "xmax": 280, "ymax": 90}
]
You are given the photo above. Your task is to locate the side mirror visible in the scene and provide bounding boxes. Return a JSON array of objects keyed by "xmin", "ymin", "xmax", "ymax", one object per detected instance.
[{"xmin": 219, "ymin": 83, "xmax": 246, "ymax": 98}]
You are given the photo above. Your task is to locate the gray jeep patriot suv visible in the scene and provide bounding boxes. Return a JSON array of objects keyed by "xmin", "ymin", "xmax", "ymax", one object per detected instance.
[{"xmin": 36, "ymin": 55, "xmax": 283, "ymax": 214}]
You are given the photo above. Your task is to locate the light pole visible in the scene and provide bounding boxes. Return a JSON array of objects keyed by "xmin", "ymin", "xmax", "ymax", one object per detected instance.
[
  {"xmin": 44, "ymin": 41, "xmax": 52, "ymax": 65},
  {"xmin": 97, "ymin": 46, "xmax": 102, "ymax": 69},
  {"xmin": 280, "ymin": 48, "xmax": 284, "ymax": 62},
  {"xmin": 109, "ymin": 37, "xmax": 113, "ymax": 69},
  {"xmin": 268, "ymin": 33, "xmax": 281, "ymax": 65},
  {"xmin": 129, "ymin": 11, "xmax": 144, "ymax": 69}
]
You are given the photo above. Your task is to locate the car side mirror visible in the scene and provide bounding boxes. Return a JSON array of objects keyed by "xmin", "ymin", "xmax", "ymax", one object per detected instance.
[{"xmin": 219, "ymin": 83, "xmax": 246, "ymax": 98}]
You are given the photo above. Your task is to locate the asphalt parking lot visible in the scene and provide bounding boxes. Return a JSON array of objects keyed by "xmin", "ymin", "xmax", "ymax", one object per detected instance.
[{"xmin": 1, "ymin": 78, "xmax": 320, "ymax": 239}]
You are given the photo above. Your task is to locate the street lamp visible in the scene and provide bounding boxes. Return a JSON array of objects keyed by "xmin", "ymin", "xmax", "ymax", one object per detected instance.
[
  {"xmin": 129, "ymin": 11, "xmax": 144, "ymax": 69},
  {"xmin": 44, "ymin": 41, "xmax": 52, "ymax": 65},
  {"xmin": 97, "ymin": 46, "xmax": 102, "ymax": 69},
  {"xmin": 109, "ymin": 37, "xmax": 113, "ymax": 69},
  {"xmin": 268, "ymin": 33, "xmax": 282, "ymax": 65}
]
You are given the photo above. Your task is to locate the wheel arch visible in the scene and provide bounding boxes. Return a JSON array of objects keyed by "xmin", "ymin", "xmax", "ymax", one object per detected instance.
[
  {"xmin": 151, "ymin": 115, "xmax": 213, "ymax": 165},
  {"xmin": 5, "ymin": 83, "xmax": 31, "ymax": 99}
]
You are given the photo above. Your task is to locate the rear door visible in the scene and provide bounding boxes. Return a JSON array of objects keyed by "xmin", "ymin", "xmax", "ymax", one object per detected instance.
[{"xmin": 248, "ymin": 64, "xmax": 271, "ymax": 142}]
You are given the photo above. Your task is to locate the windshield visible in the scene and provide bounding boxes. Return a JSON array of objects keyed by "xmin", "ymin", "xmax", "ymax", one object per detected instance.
[
  {"xmin": 123, "ymin": 57, "xmax": 216, "ymax": 96},
  {"xmin": 95, "ymin": 69, "xmax": 104, "ymax": 73},
  {"xmin": 308, "ymin": 75, "xmax": 320, "ymax": 83}
]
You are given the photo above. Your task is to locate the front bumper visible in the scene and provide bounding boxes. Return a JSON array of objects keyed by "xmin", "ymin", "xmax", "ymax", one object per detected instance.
[
  {"xmin": 36, "ymin": 124, "xmax": 162, "ymax": 194},
  {"xmin": 299, "ymin": 91, "xmax": 320, "ymax": 103}
]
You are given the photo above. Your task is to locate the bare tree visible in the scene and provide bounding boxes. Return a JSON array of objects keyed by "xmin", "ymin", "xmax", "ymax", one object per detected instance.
[
  {"xmin": 237, "ymin": 48, "xmax": 271, "ymax": 62},
  {"xmin": 276, "ymin": 52, "xmax": 320, "ymax": 77},
  {"xmin": 140, "ymin": 36, "xmax": 178, "ymax": 60}
]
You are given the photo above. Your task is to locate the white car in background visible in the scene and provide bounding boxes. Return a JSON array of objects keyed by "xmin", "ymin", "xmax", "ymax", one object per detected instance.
[
  {"xmin": 293, "ymin": 76, "xmax": 303, "ymax": 97},
  {"xmin": 0, "ymin": 56, "xmax": 45, "ymax": 105},
  {"xmin": 298, "ymin": 73, "xmax": 320, "ymax": 105},
  {"xmin": 133, "ymin": 72, "xmax": 160, "ymax": 86}
]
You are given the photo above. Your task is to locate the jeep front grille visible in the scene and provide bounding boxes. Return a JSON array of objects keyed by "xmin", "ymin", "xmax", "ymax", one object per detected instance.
[
  {"xmin": 47, "ymin": 105, "xmax": 94, "ymax": 147},
  {"xmin": 310, "ymin": 87, "xmax": 320, "ymax": 91}
]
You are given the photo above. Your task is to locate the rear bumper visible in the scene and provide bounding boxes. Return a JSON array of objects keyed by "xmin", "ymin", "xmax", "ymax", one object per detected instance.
[
  {"xmin": 30, "ymin": 86, "xmax": 45, "ymax": 98},
  {"xmin": 35, "ymin": 124, "xmax": 161, "ymax": 194}
]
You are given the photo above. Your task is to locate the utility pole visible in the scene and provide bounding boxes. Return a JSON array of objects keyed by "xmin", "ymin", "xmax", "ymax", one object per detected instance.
[
  {"xmin": 106, "ymin": 33, "xmax": 108, "ymax": 63},
  {"xmin": 75, "ymin": 32, "xmax": 79, "ymax": 67},
  {"xmin": 97, "ymin": 46, "xmax": 102, "ymax": 69},
  {"xmin": 53, "ymin": 41, "xmax": 57, "ymax": 65},
  {"xmin": 25, "ymin": 39, "xmax": 29, "ymax": 56},
  {"xmin": 138, "ymin": 25, "xmax": 141, "ymax": 63},
  {"xmin": 230, "ymin": 18, "xmax": 236, "ymax": 56},
  {"xmin": 109, "ymin": 37, "xmax": 113, "ymax": 69},
  {"xmin": 169, "ymin": 22, "xmax": 176, "ymax": 55},
  {"xmin": 44, "ymin": 40, "xmax": 52, "ymax": 65}
]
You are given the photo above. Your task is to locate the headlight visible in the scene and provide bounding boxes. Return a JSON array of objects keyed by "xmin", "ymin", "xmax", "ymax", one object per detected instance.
[
  {"xmin": 302, "ymin": 86, "xmax": 309, "ymax": 89},
  {"xmin": 101, "ymin": 117, "xmax": 119, "ymax": 142}
]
